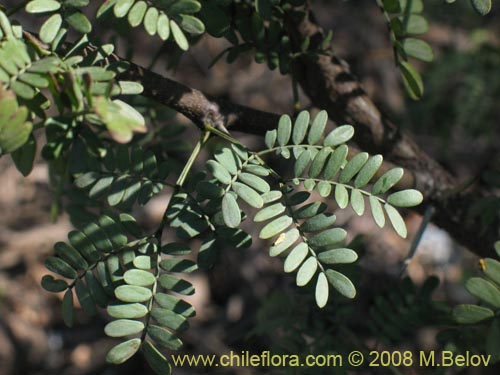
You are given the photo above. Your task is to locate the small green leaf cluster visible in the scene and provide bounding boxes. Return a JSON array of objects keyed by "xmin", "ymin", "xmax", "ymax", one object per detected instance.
[
  {"xmin": 73, "ymin": 144, "xmax": 168, "ymax": 210},
  {"xmin": 166, "ymin": 170, "xmax": 253, "ymax": 268},
  {"xmin": 0, "ymin": 88, "xmax": 33, "ymax": 157},
  {"xmin": 26, "ymin": 0, "xmax": 92, "ymax": 44},
  {"xmin": 450, "ymin": 241, "xmax": 500, "ymax": 362},
  {"xmin": 96, "ymin": 0, "xmax": 205, "ymax": 51},
  {"xmin": 0, "ymin": 10, "xmax": 145, "ymax": 174},
  {"xmin": 380, "ymin": 0, "xmax": 433, "ymax": 99},
  {"xmin": 204, "ymin": 0, "xmax": 328, "ymax": 74},
  {"xmin": 266, "ymin": 111, "xmax": 423, "ymax": 238},
  {"xmin": 201, "ymin": 110, "xmax": 422, "ymax": 308},
  {"xmin": 42, "ymin": 212, "xmax": 197, "ymax": 374}
]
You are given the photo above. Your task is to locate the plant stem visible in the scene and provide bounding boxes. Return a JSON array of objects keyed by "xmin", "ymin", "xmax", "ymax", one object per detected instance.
[{"xmin": 176, "ymin": 130, "xmax": 210, "ymax": 187}]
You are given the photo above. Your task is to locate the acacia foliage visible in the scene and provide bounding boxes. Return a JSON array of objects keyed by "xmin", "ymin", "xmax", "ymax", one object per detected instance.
[{"xmin": 0, "ymin": 1, "xmax": 497, "ymax": 373}]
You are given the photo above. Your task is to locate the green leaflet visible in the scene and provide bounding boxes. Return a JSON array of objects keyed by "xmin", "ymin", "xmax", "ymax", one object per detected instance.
[
  {"xmin": 148, "ymin": 325, "xmax": 183, "ymax": 350},
  {"xmin": 222, "ymin": 193, "xmax": 241, "ymax": 228},
  {"xmin": 62, "ymin": 289, "xmax": 75, "ymax": 327},
  {"xmin": 324, "ymin": 125, "xmax": 355, "ymax": 147},
  {"xmin": 471, "ymin": 0, "xmax": 492, "ymax": 15},
  {"xmin": 308, "ymin": 110, "xmax": 328, "ymax": 145},
  {"xmin": 399, "ymin": 61, "xmax": 424, "ymax": 99},
  {"xmin": 309, "ymin": 228, "xmax": 346, "ymax": 248},
  {"xmin": 292, "ymin": 111, "xmax": 310, "ymax": 144},
  {"xmin": 151, "ymin": 308, "xmax": 188, "ymax": 331},
  {"xmin": 404, "ymin": 15, "xmax": 428, "ymax": 35},
  {"xmin": 233, "ymin": 181, "xmax": 264, "ymax": 208},
  {"xmin": 155, "ymin": 293, "xmax": 195, "ymax": 317},
  {"xmin": 142, "ymin": 340, "xmax": 172, "ymax": 374},
  {"xmin": 244, "ymin": 164, "xmax": 270, "ymax": 176},
  {"xmin": 355, "ymin": 155, "xmax": 383, "ymax": 187},
  {"xmin": 106, "ymin": 338, "xmax": 141, "ymax": 365},
  {"xmin": 453, "ymin": 304, "xmax": 494, "ymax": 324},
  {"xmin": 400, "ymin": 0, "xmax": 424, "ymax": 12},
  {"xmin": 484, "ymin": 258, "xmax": 500, "ymax": 285},
  {"xmin": 115, "ymin": 285, "xmax": 153, "ymax": 302},
  {"xmin": 108, "ymin": 303, "xmax": 149, "ymax": 319},
  {"xmin": 41, "ymin": 275, "xmax": 68, "ymax": 293},
  {"xmin": 350, "ymin": 189, "xmax": 365, "ymax": 216},
  {"xmin": 301, "ymin": 213, "xmax": 337, "ymax": 232},
  {"xmin": 170, "ymin": 20, "xmax": 188, "ymax": 51},
  {"xmin": 66, "ymin": 10, "xmax": 92, "ymax": 34},
  {"xmin": 387, "ymin": 189, "xmax": 423, "ymax": 207},
  {"xmin": 324, "ymin": 144, "xmax": 348, "ymax": 180},
  {"xmin": 124, "ymin": 269, "xmax": 156, "ymax": 286},
  {"xmin": 207, "ymin": 160, "xmax": 232, "ymax": 184},
  {"xmin": 26, "ymin": 0, "xmax": 62, "ymax": 13},
  {"xmin": 295, "ymin": 201, "xmax": 326, "ymax": 218},
  {"xmin": 157, "ymin": 13, "xmax": 170, "ymax": 40},
  {"xmin": 159, "ymin": 258, "xmax": 197, "ymax": 273},
  {"xmin": 294, "ymin": 150, "xmax": 311, "ymax": 177},
  {"xmin": 325, "ymin": 269, "xmax": 356, "ymax": 299},
  {"xmin": 93, "ymin": 98, "xmax": 146, "ymax": 143},
  {"xmin": 339, "ymin": 152, "xmax": 369, "ymax": 183},
  {"xmin": 168, "ymin": 0, "xmax": 201, "ymax": 14},
  {"xmin": 238, "ymin": 172, "xmax": 270, "ymax": 193},
  {"xmin": 384, "ymin": 203, "xmax": 407, "ymax": 238},
  {"xmin": 180, "ymin": 15, "xmax": 205, "ymax": 35},
  {"xmin": 369, "ymin": 197, "xmax": 386, "ymax": 228},
  {"xmin": 317, "ymin": 181, "xmax": 332, "ymax": 197},
  {"xmin": 318, "ymin": 248, "xmax": 358, "ymax": 264},
  {"xmin": 335, "ymin": 184, "xmax": 349, "ymax": 209},
  {"xmin": 39, "ymin": 13, "xmax": 62, "ymax": 44},
  {"xmin": 466, "ymin": 278, "xmax": 500, "ymax": 308},
  {"xmin": 105, "ymin": 319, "xmax": 145, "ymax": 337},
  {"xmin": 372, "ymin": 168, "xmax": 404, "ymax": 195},
  {"xmin": 309, "ymin": 147, "xmax": 332, "ymax": 178},
  {"xmin": 254, "ymin": 203, "xmax": 286, "ymax": 222},
  {"xmin": 304, "ymin": 178, "xmax": 316, "ymax": 191},
  {"xmin": 296, "ymin": 256, "xmax": 318, "ymax": 286},
  {"xmin": 133, "ymin": 255, "xmax": 153, "ymax": 270},
  {"xmin": 54, "ymin": 241, "xmax": 89, "ymax": 270},
  {"xmin": 315, "ymin": 272, "xmax": 329, "ymax": 308},
  {"xmin": 215, "ymin": 147, "xmax": 239, "ymax": 175},
  {"xmin": 0, "ymin": 89, "xmax": 33, "ymax": 154},
  {"xmin": 128, "ymin": 1, "xmax": 147, "ymax": 27},
  {"xmin": 11, "ymin": 134, "xmax": 36, "ymax": 177},
  {"xmin": 259, "ymin": 215, "xmax": 293, "ymax": 240},
  {"xmin": 158, "ymin": 274, "xmax": 194, "ymax": 295},
  {"xmin": 262, "ymin": 190, "xmax": 282, "ymax": 203},
  {"xmin": 114, "ymin": 0, "xmax": 136, "ymax": 18},
  {"xmin": 403, "ymin": 38, "xmax": 434, "ymax": 62},
  {"xmin": 284, "ymin": 243, "xmax": 308, "ymax": 273},
  {"xmin": 45, "ymin": 256, "xmax": 78, "ymax": 279},
  {"xmin": 277, "ymin": 114, "xmax": 292, "ymax": 146},
  {"xmin": 269, "ymin": 228, "xmax": 300, "ymax": 257},
  {"xmin": 161, "ymin": 243, "xmax": 192, "ymax": 256},
  {"xmin": 265, "ymin": 129, "xmax": 277, "ymax": 149}
]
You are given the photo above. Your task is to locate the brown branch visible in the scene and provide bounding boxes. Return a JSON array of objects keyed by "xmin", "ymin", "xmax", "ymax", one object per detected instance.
[{"xmin": 121, "ymin": 63, "xmax": 281, "ymax": 136}]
